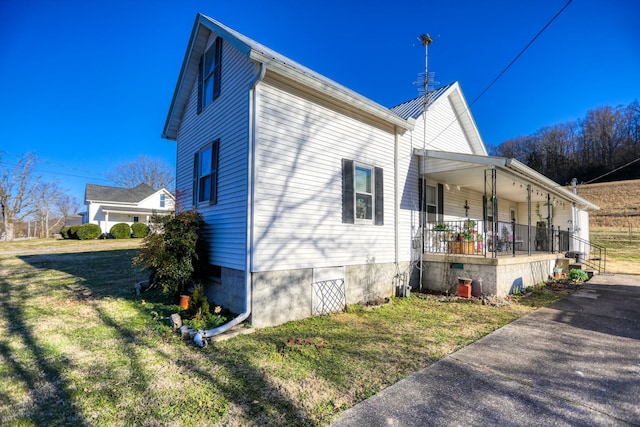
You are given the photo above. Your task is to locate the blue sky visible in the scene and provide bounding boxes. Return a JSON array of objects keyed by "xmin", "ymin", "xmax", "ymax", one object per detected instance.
[{"xmin": 1, "ymin": 0, "xmax": 638, "ymax": 207}]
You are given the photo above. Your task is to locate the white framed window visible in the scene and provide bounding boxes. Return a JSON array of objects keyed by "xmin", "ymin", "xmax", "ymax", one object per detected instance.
[
  {"xmin": 425, "ymin": 184, "xmax": 437, "ymax": 223},
  {"xmin": 342, "ymin": 159, "xmax": 383, "ymax": 225},
  {"xmin": 355, "ymin": 165, "xmax": 373, "ymax": 220},
  {"xmin": 198, "ymin": 37, "xmax": 223, "ymax": 113},
  {"xmin": 193, "ymin": 140, "xmax": 219, "ymax": 206},
  {"xmin": 160, "ymin": 193, "xmax": 166, "ymax": 208}
]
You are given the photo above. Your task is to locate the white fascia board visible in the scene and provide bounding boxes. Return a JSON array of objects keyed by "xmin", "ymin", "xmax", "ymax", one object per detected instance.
[
  {"xmin": 446, "ymin": 84, "xmax": 488, "ymax": 156},
  {"xmin": 413, "ymin": 149, "xmax": 508, "ymax": 167},
  {"xmin": 90, "ymin": 200, "xmax": 139, "ymax": 206},
  {"xmin": 249, "ymin": 50, "xmax": 414, "ymax": 131},
  {"xmin": 162, "ymin": 17, "xmax": 212, "ymax": 140}
]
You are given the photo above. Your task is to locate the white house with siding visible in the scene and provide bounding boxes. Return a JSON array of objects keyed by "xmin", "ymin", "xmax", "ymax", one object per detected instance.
[
  {"xmin": 84, "ymin": 183, "xmax": 174, "ymax": 234},
  {"xmin": 162, "ymin": 14, "xmax": 599, "ymax": 332}
]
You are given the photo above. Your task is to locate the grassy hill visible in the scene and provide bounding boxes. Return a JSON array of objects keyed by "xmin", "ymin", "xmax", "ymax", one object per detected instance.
[
  {"xmin": 575, "ymin": 179, "xmax": 640, "ymax": 274},
  {"xmin": 576, "ymin": 179, "xmax": 640, "ymax": 228}
]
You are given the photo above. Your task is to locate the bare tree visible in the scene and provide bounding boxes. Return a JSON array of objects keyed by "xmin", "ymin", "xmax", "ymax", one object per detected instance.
[
  {"xmin": 495, "ymin": 100, "xmax": 640, "ymax": 183},
  {"xmin": 33, "ymin": 181, "xmax": 65, "ymax": 238},
  {"xmin": 56, "ymin": 194, "xmax": 80, "ymax": 218},
  {"xmin": 107, "ymin": 155, "xmax": 174, "ymax": 191},
  {"xmin": 0, "ymin": 152, "xmax": 41, "ymax": 240}
]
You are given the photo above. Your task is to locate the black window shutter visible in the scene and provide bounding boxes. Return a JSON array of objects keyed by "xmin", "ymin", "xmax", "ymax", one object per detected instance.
[
  {"xmin": 213, "ymin": 37, "xmax": 223, "ymax": 100},
  {"xmin": 197, "ymin": 57, "xmax": 203, "ymax": 114},
  {"xmin": 210, "ymin": 140, "xmax": 219, "ymax": 205},
  {"xmin": 437, "ymin": 183, "xmax": 444, "ymax": 221},
  {"xmin": 192, "ymin": 152, "xmax": 199, "ymax": 206},
  {"xmin": 374, "ymin": 167, "xmax": 384, "ymax": 225},
  {"xmin": 342, "ymin": 159, "xmax": 354, "ymax": 224},
  {"xmin": 418, "ymin": 178, "xmax": 424, "ymax": 212}
]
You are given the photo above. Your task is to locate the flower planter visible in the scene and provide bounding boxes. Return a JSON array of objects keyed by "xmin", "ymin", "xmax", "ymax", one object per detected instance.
[
  {"xmin": 448, "ymin": 241, "xmax": 475, "ymax": 254},
  {"xmin": 179, "ymin": 295, "xmax": 190, "ymax": 309},
  {"xmin": 457, "ymin": 277, "xmax": 472, "ymax": 298}
]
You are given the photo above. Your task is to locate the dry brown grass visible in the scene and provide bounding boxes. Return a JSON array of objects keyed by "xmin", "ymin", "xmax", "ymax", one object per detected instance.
[{"xmin": 577, "ymin": 179, "xmax": 640, "ymax": 229}]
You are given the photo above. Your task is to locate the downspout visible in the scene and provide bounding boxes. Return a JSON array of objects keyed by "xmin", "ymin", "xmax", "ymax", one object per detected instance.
[
  {"xmin": 393, "ymin": 127, "xmax": 401, "ymax": 294},
  {"xmin": 194, "ymin": 63, "xmax": 266, "ymax": 347},
  {"xmin": 394, "ymin": 128, "xmax": 400, "ymax": 268}
]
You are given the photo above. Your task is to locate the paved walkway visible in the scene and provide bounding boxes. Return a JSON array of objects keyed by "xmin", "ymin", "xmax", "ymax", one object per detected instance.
[{"xmin": 333, "ymin": 274, "xmax": 640, "ymax": 426}]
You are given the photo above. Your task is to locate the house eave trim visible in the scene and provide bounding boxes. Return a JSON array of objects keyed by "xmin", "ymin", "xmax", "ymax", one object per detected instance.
[{"xmin": 250, "ymin": 50, "xmax": 413, "ymax": 131}]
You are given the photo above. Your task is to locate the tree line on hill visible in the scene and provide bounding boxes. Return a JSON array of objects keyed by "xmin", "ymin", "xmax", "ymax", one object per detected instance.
[{"xmin": 491, "ymin": 100, "xmax": 640, "ymax": 185}]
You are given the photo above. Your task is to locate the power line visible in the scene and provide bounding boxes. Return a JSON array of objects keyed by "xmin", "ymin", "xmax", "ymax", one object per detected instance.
[
  {"xmin": 469, "ymin": 0, "xmax": 573, "ymax": 107},
  {"xmin": 584, "ymin": 157, "xmax": 640, "ymax": 184},
  {"xmin": 425, "ymin": 0, "xmax": 573, "ymax": 149}
]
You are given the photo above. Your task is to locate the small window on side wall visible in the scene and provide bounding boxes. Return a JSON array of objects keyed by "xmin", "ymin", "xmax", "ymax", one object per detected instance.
[
  {"xmin": 160, "ymin": 193, "xmax": 166, "ymax": 208},
  {"xmin": 193, "ymin": 140, "xmax": 219, "ymax": 206},
  {"xmin": 197, "ymin": 37, "xmax": 223, "ymax": 113},
  {"xmin": 342, "ymin": 159, "xmax": 383, "ymax": 225}
]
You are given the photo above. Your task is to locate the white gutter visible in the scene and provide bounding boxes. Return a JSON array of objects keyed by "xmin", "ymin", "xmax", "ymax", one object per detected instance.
[
  {"xmin": 194, "ymin": 63, "xmax": 266, "ymax": 347},
  {"xmin": 249, "ymin": 50, "xmax": 414, "ymax": 132}
]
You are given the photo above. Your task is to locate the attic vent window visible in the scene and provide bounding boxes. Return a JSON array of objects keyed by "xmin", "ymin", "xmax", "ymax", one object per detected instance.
[{"xmin": 198, "ymin": 37, "xmax": 223, "ymax": 113}]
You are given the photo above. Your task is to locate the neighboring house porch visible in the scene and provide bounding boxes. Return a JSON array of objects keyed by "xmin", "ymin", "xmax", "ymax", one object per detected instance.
[{"xmin": 84, "ymin": 183, "xmax": 175, "ymax": 234}]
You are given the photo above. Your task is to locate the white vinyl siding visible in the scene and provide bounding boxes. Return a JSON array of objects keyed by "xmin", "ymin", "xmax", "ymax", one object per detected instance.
[
  {"xmin": 252, "ymin": 80, "xmax": 397, "ymax": 272},
  {"xmin": 415, "ymin": 94, "xmax": 473, "ymax": 154},
  {"xmin": 175, "ymin": 34, "xmax": 255, "ymax": 270}
]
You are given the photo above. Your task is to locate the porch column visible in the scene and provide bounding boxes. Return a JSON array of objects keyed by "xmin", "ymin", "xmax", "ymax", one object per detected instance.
[
  {"xmin": 104, "ymin": 212, "xmax": 109, "ymax": 234},
  {"xmin": 527, "ymin": 184, "xmax": 531, "ymax": 255},
  {"xmin": 547, "ymin": 193, "xmax": 552, "ymax": 253}
]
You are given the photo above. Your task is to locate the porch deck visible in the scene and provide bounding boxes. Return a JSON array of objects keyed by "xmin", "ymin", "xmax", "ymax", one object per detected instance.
[
  {"xmin": 419, "ymin": 219, "xmax": 604, "ymax": 297},
  {"xmin": 423, "ymin": 219, "xmax": 570, "ymax": 258}
]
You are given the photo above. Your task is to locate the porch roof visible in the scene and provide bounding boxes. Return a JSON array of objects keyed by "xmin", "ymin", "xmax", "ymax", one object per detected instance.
[
  {"xmin": 413, "ymin": 149, "xmax": 599, "ymax": 210},
  {"xmin": 99, "ymin": 205, "xmax": 172, "ymax": 216}
]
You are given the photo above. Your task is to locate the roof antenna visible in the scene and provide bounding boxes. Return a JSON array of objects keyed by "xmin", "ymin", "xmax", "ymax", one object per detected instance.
[{"xmin": 414, "ymin": 34, "xmax": 438, "ymax": 97}]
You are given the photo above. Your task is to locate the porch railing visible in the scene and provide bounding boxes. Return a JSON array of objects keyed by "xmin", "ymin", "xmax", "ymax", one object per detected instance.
[
  {"xmin": 424, "ymin": 220, "xmax": 485, "ymax": 256},
  {"xmin": 424, "ymin": 220, "xmax": 606, "ymax": 269}
]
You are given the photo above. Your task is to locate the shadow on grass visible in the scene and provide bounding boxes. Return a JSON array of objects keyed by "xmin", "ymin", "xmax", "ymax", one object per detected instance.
[
  {"xmin": 2, "ymin": 249, "xmax": 316, "ymax": 425},
  {"xmin": 0, "ymin": 276, "xmax": 88, "ymax": 425}
]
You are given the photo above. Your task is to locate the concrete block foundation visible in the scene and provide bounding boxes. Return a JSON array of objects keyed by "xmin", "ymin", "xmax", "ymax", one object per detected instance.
[
  {"xmin": 205, "ymin": 261, "xmax": 413, "ymax": 329},
  {"xmin": 420, "ymin": 253, "xmax": 561, "ymax": 297}
]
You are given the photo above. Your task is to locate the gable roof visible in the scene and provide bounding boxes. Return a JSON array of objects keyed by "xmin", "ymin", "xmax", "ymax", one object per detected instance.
[
  {"xmin": 162, "ymin": 13, "xmax": 414, "ymax": 140},
  {"xmin": 390, "ymin": 83, "xmax": 454, "ymax": 120},
  {"xmin": 392, "ymin": 82, "xmax": 488, "ymax": 156},
  {"xmin": 85, "ymin": 183, "xmax": 157, "ymax": 204}
]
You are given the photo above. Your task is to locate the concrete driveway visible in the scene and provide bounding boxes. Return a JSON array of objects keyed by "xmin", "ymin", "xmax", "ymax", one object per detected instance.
[{"xmin": 332, "ymin": 274, "xmax": 640, "ymax": 426}]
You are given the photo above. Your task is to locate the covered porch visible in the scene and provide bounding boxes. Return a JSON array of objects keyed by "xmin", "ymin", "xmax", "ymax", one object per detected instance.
[{"xmin": 413, "ymin": 149, "xmax": 601, "ymax": 296}]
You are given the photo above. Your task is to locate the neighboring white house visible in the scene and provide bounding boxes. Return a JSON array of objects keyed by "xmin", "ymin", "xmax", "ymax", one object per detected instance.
[
  {"xmin": 162, "ymin": 14, "xmax": 599, "ymax": 330},
  {"xmin": 84, "ymin": 183, "xmax": 175, "ymax": 234}
]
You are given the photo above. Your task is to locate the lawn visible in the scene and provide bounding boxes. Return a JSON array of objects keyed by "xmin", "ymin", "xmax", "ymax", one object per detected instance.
[
  {"xmin": 0, "ymin": 239, "xmax": 571, "ymax": 426},
  {"xmin": 590, "ymin": 226, "xmax": 640, "ymax": 275}
]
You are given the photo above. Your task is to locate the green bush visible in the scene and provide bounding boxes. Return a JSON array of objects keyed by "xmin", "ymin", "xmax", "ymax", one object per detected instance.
[
  {"xmin": 68, "ymin": 225, "xmax": 81, "ymax": 240},
  {"xmin": 110, "ymin": 223, "xmax": 131, "ymax": 239},
  {"xmin": 133, "ymin": 211, "xmax": 208, "ymax": 296},
  {"xmin": 60, "ymin": 226, "xmax": 71, "ymax": 239},
  {"xmin": 76, "ymin": 223, "xmax": 102, "ymax": 240},
  {"xmin": 187, "ymin": 284, "xmax": 210, "ymax": 318},
  {"xmin": 131, "ymin": 223, "xmax": 149, "ymax": 238},
  {"xmin": 568, "ymin": 268, "xmax": 589, "ymax": 283}
]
